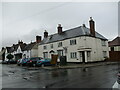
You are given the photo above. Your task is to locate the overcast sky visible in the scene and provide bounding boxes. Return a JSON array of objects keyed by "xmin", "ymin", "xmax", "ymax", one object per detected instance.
[{"xmin": 1, "ymin": 1, "xmax": 119, "ymax": 49}]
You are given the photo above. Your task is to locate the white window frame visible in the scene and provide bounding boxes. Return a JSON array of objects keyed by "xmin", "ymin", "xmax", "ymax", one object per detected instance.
[
  {"xmin": 103, "ymin": 51, "xmax": 107, "ymax": 58},
  {"xmin": 58, "ymin": 42, "xmax": 62, "ymax": 47},
  {"xmin": 70, "ymin": 52, "xmax": 77, "ymax": 59},
  {"xmin": 70, "ymin": 39, "xmax": 77, "ymax": 45},
  {"xmin": 101, "ymin": 40, "xmax": 106, "ymax": 46}
]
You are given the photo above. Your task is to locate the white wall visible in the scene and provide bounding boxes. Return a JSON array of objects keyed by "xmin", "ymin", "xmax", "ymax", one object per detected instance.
[
  {"xmin": 23, "ymin": 49, "xmax": 38, "ymax": 58},
  {"xmin": 38, "ymin": 36, "xmax": 109, "ymax": 62},
  {"xmin": 23, "ymin": 51, "xmax": 31, "ymax": 58},
  {"xmin": 31, "ymin": 49, "xmax": 38, "ymax": 57}
]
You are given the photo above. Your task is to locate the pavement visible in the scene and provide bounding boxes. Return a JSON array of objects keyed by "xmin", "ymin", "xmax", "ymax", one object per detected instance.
[{"xmin": 42, "ymin": 61, "xmax": 118, "ymax": 70}]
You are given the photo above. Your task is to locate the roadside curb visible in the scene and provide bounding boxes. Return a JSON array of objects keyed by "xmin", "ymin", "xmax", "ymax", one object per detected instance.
[{"xmin": 42, "ymin": 62, "xmax": 118, "ymax": 70}]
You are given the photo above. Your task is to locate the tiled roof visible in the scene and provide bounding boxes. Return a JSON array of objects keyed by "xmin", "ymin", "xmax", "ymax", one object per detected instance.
[
  {"xmin": 6, "ymin": 43, "xmax": 27, "ymax": 53},
  {"xmin": 24, "ymin": 42, "xmax": 36, "ymax": 51},
  {"xmin": 6, "ymin": 47, "xmax": 12, "ymax": 53},
  {"xmin": 109, "ymin": 37, "xmax": 120, "ymax": 46},
  {"xmin": 40, "ymin": 26, "xmax": 107, "ymax": 45},
  {"xmin": 20, "ymin": 43, "xmax": 27, "ymax": 51}
]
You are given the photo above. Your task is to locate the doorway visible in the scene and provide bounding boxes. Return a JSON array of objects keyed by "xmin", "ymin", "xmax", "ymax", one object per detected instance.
[{"xmin": 79, "ymin": 51, "xmax": 85, "ymax": 63}]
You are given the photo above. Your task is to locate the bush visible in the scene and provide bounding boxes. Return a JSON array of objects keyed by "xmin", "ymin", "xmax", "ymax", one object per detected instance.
[{"xmin": 6, "ymin": 54, "xmax": 14, "ymax": 60}]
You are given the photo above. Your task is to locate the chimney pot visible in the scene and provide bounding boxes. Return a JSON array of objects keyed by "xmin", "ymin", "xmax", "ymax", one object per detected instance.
[
  {"xmin": 83, "ymin": 24, "xmax": 86, "ymax": 27},
  {"xmin": 57, "ymin": 24, "xmax": 62, "ymax": 34},
  {"xmin": 44, "ymin": 30, "xmax": 48, "ymax": 38}
]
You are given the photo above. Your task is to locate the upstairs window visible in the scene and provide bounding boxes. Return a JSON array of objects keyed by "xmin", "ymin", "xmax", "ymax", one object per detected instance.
[
  {"xmin": 43, "ymin": 45, "xmax": 47, "ymax": 50},
  {"xmin": 51, "ymin": 44, "xmax": 53, "ymax": 49},
  {"xmin": 58, "ymin": 42, "xmax": 62, "ymax": 47},
  {"xmin": 70, "ymin": 39, "xmax": 77, "ymax": 45},
  {"xmin": 101, "ymin": 40, "xmax": 106, "ymax": 46}
]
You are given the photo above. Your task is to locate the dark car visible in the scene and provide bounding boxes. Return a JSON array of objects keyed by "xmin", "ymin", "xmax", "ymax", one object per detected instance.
[
  {"xmin": 36, "ymin": 58, "xmax": 53, "ymax": 67},
  {"xmin": 2, "ymin": 60, "xmax": 8, "ymax": 64},
  {"xmin": 26, "ymin": 57, "xmax": 43, "ymax": 67},
  {"xmin": 21, "ymin": 58, "xmax": 29, "ymax": 66},
  {"xmin": 7, "ymin": 59, "xmax": 17, "ymax": 64},
  {"xmin": 17, "ymin": 59, "xmax": 22, "ymax": 66}
]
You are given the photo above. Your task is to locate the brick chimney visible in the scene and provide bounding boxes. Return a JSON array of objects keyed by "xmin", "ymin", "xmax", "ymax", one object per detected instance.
[
  {"xmin": 83, "ymin": 24, "xmax": 86, "ymax": 27},
  {"xmin": 57, "ymin": 24, "xmax": 63, "ymax": 34},
  {"xmin": 44, "ymin": 30, "xmax": 48, "ymax": 38},
  {"xmin": 18, "ymin": 40, "xmax": 23, "ymax": 45},
  {"xmin": 89, "ymin": 17, "xmax": 95, "ymax": 37},
  {"xmin": 36, "ymin": 36, "xmax": 42, "ymax": 43}
]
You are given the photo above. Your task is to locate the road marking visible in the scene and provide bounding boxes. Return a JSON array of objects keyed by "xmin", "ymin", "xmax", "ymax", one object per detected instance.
[{"xmin": 112, "ymin": 81, "xmax": 119, "ymax": 90}]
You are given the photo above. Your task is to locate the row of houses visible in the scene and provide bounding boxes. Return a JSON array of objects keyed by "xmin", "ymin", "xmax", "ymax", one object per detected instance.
[{"xmin": 1, "ymin": 17, "xmax": 119, "ymax": 63}]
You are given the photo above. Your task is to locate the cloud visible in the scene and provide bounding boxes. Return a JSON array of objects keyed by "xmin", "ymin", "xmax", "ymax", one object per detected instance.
[{"xmin": 1, "ymin": 2, "xmax": 118, "ymax": 49}]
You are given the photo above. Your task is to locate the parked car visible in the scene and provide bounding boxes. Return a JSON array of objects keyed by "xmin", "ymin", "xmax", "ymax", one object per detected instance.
[
  {"xmin": 2, "ymin": 60, "xmax": 8, "ymax": 64},
  {"xmin": 36, "ymin": 58, "xmax": 53, "ymax": 67},
  {"xmin": 26, "ymin": 57, "xmax": 43, "ymax": 67},
  {"xmin": 17, "ymin": 59, "xmax": 22, "ymax": 66},
  {"xmin": 7, "ymin": 59, "xmax": 17, "ymax": 64},
  {"xmin": 21, "ymin": 58, "xmax": 29, "ymax": 66}
]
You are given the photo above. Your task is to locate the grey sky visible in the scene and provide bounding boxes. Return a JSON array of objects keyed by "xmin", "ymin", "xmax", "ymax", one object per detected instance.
[{"xmin": 1, "ymin": 2, "xmax": 118, "ymax": 49}]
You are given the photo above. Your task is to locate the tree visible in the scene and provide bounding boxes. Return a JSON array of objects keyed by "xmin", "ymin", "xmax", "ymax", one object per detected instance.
[{"xmin": 6, "ymin": 54, "xmax": 14, "ymax": 60}]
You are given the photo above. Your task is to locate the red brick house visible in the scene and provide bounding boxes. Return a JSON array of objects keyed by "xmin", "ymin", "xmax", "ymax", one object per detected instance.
[{"xmin": 108, "ymin": 36, "xmax": 120, "ymax": 61}]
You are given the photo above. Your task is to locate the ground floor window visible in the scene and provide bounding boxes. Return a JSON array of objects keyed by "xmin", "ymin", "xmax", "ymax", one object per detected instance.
[
  {"xmin": 57, "ymin": 50, "xmax": 63, "ymax": 57},
  {"xmin": 103, "ymin": 51, "xmax": 107, "ymax": 58},
  {"xmin": 70, "ymin": 52, "xmax": 77, "ymax": 59},
  {"xmin": 43, "ymin": 52, "xmax": 48, "ymax": 58}
]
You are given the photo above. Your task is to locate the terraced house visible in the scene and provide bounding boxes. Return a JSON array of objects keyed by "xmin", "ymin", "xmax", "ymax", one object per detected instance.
[
  {"xmin": 38, "ymin": 17, "xmax": 109, "ymax": 63},
  {"xmin": 4, "ymin": 36, "xmax": 41, "ymax": 61}
]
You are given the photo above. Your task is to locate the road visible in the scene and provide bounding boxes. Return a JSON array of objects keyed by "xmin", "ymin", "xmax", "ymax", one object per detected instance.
[{"xmin": 2, "ymin": 63, "xmax": 119, "ymax": 88}]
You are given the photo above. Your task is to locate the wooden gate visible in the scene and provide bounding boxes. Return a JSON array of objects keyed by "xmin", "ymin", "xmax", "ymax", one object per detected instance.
[{"xmin": 109, "ymin": 51, "xmax": 120, "ymax": 61}]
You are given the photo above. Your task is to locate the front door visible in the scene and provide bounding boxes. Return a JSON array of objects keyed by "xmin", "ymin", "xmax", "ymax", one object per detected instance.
[{"xmin": 79, "ymin": 51, "xmax": 85, "ymax": 63}]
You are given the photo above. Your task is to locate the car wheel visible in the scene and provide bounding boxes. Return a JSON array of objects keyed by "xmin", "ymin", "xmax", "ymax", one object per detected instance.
[
  {"xmin": 41, "ymin": 64, "xmax": 45, "ymax": 67},
  {"xmin": 33, "ymin": 64, "xmax": 36, "ymax": 67}
]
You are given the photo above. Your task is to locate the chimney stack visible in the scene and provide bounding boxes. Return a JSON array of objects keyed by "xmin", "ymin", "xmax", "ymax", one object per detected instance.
[
  {"xmin": 18, "ymin": 40, "xmax": 23, "ymax": 45},
  {"xmin": 44, "ymin": 30, "xmax": 48, "ymax": 38},
  {"xmin": 36, "ymin": 36, "xmax": 42, "ymax": 43},
  {"xmin": 83, "ymin": 24, "xmax": 86, "ymax": 27},
  {"xmin": 89, "ymin": 17, "xmax": 95, "ymax": 37},
  {"xmin": 57, "ymin": 24, "xmax": 63, "ymax": 34}
]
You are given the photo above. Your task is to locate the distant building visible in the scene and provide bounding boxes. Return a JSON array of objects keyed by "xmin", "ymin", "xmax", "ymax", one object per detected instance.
[
  {"xmin": 38, "ymin": 17, "xmax": 109, "ymax": 63},
  {"xmin": 109, "ymin": 36, "xmax": 120, "ymax": 61},
  {"xmin": 0, "ymin": 47, "xmax": 6, "ymax": 60},
  {"xmin": 109, "ymin": 37, "xmax": 120, "ymax": 51},
  {"xmin": 5, "ymin": 40, "xmax": 27, "ymax": 60},
  {"xmin": 4, "ymin": 36, "xmax": 41, "ymax": 61}
]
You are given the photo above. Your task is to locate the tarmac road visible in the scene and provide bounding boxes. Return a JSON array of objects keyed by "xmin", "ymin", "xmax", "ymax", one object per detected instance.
[{"xmin": 2, "ymin": 63, "xmax": 119, "ymax": 88}]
